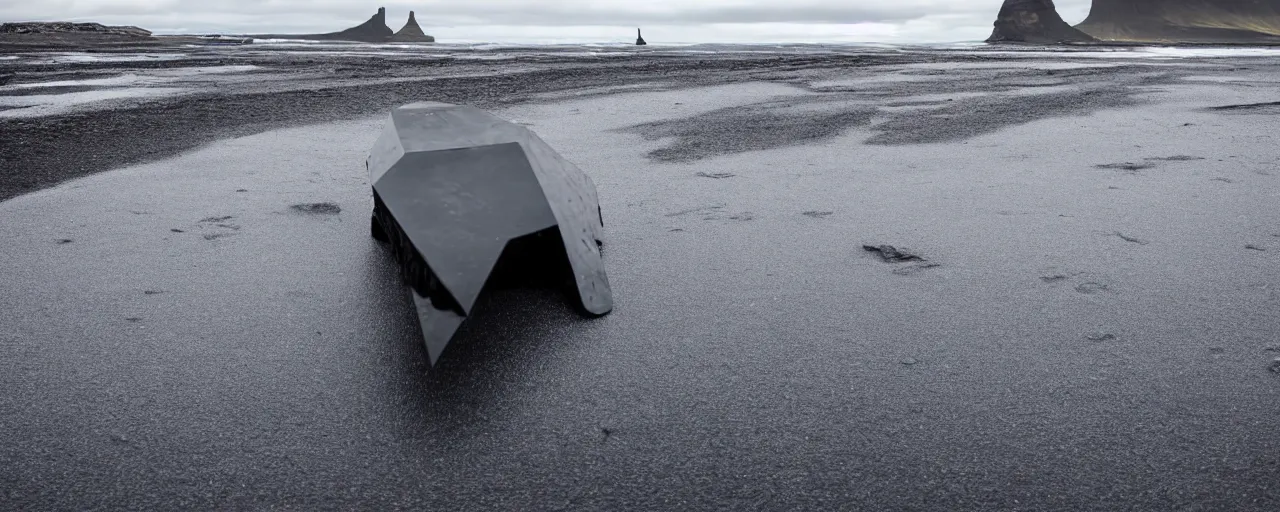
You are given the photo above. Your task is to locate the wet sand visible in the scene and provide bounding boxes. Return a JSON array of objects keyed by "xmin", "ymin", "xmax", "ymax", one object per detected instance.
[
  {"xmin": 2, "ymin": 49, "xmax": 1280, "ymax": 509},
  {"xmin": 0, "ymin": 43, "xmax": 918, "ymax": 201}
]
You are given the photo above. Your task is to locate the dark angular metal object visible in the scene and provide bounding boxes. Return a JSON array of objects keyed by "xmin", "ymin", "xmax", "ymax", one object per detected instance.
[{"xmin": 368, "ymin": 102, "xmax": 613, "ymax": 365}]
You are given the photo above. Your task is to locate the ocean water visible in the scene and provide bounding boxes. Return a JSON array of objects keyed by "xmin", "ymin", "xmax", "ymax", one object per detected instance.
[
  {"xmin": 1, "ymin": 40, "xmax": 1277, "ymax": 119},
  {"xmin": 221, "ymin": 40, "xmax": 1280, "ymax": 63},
  {"xmin": 2, "ymin": 40, "xmax": 1278, "ymax": 67}
]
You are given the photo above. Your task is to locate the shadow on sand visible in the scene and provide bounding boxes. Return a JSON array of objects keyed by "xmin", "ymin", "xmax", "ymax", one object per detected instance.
[{"xmin": 353, "ymin": 240, "xmax": 602, "ymax": 440}]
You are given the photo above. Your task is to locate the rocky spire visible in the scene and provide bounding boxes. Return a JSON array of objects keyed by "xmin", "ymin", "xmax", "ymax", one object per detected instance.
[
  {"xmin": 328, "ymin": 7, "xmax": 393, "ymax": 41},
  {"xmin": 249, "ymin": 6, "xmax": 399, "ymax": 42},
  {"xmin": 635, "ymin": 28, "xmax": 647, "ymax": 45},
  {"xmin": 391, "ymin": 10, "xmax": 435, "ymax": 42},
  {"xmin": 397, "ymin": 11, "xmax": 425, "ymax": 37}
]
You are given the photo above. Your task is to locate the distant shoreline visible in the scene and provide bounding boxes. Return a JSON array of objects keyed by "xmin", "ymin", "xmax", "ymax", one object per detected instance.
[{"xmin": 6, "ymin": 35, "xmax": 1280, "ymax": 54}]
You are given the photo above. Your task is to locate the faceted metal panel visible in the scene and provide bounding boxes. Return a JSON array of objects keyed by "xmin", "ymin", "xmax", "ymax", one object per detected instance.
[
  {"xmin": 368, "ymin": 103, "xmax": 613, "ymax": 365},
  {"xmin": 375, "ymin": 143, "xmax": 558, "ymax": 314}
]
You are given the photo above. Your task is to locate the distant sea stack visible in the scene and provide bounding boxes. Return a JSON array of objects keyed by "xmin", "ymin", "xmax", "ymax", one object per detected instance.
[
  {"xmin": 636, "ymin": 28, "xmax": 647, "ymax": 45},
  {"xmin": 1076, "ymin": 0, "xmax": 1280, "ymax": 42},
  {"xmin": 986, "ymin": 0, "xmax": 1097, "ymax": 42},
  {"xmin": 324, "ymin": 7, "xmax": 394, "ymax": 41},
  {"xmin": 253, "ymin": 7, "xmax": 395, "ymax": 43},
  {"xmin": 390, "ymin": 11, "xmax": 435, "ymax": 42}
]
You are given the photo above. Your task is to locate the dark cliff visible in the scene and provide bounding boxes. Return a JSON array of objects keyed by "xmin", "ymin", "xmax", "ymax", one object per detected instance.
[
  {"xmin": 987, "ymin": 0, "xmax": 1097, "ymax": 42},
  {"xmin": 1, "ymin": 22, "xmax": 152, "ymax": 38},
  {"xmin": 1076, "ymin": 0, "xmax": 1280, "ymax": 42},
  {"xmin": 0, "ymin": 21, "xmax": 156, "ymax": 49}
]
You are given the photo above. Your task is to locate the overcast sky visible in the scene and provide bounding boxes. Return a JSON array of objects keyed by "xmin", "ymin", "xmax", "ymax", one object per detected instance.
[{"xmin": 1, "ymin": 1, "xmax": 1096, "ymax": 43}]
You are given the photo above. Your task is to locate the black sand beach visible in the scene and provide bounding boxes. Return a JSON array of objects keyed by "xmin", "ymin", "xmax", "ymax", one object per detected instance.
[
  {"xmin": 0, "ymin": 46, "xmax": 935, "ymax": 201},
  {"xmin": 2, "ymin": 43, "xmax": 1279, "ymax": 509}
]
